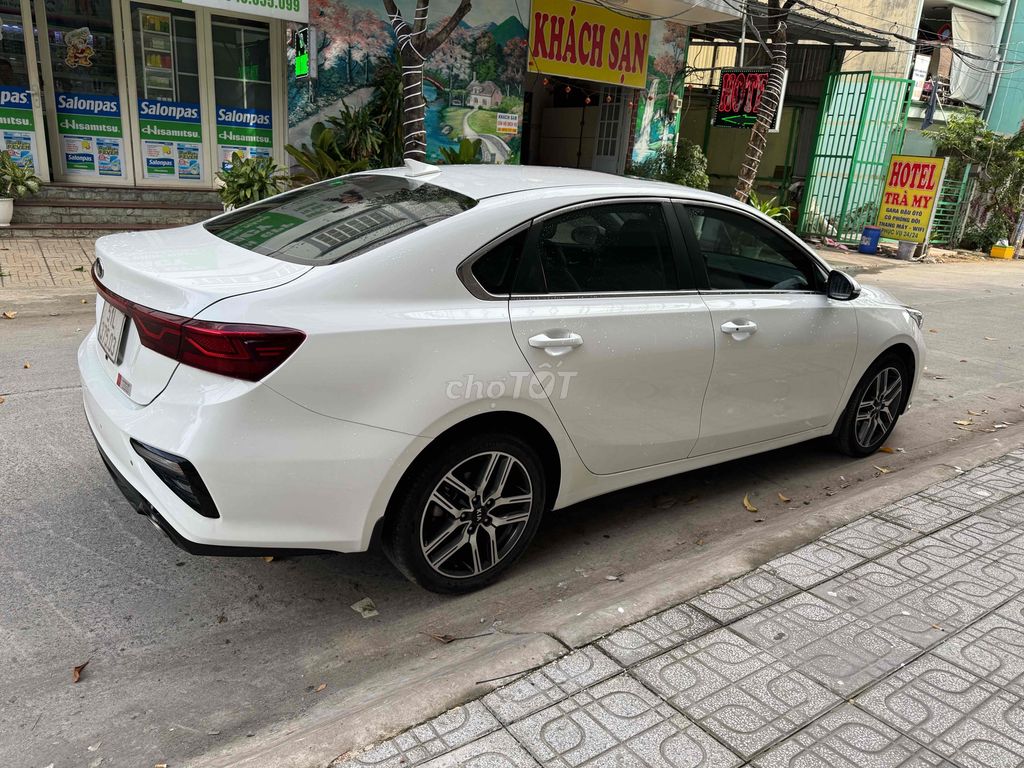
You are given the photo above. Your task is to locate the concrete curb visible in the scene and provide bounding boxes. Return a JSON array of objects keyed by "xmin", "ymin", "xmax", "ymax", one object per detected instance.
[{"xmin": 191, "ymin": 433, "xmax": 1024, "ymax": 768}]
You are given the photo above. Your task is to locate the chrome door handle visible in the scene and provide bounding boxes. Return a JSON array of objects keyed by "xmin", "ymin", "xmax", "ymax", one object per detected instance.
[
  {"xmin": 721, "ymin": 320, "xmax": 757, "ymax": 336},
  {"xmin": 528, "ymin": 332, "xmax": 583, "ymax": 354}
]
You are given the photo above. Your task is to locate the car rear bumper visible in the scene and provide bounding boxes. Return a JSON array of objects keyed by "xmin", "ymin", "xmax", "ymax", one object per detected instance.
[{"xmin": 79, "ymin": 329, "xmax": 429, "ymax": 553}]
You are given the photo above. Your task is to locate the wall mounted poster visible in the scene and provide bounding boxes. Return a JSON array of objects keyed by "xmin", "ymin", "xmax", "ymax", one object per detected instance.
[
  {"xmin": 55, "ymin": 93, "xmax": 126, "ymax": 179},
  {"xmin": 0, "ymin": 86, "xmax": 39, "ymax": 172},
  {"xmin": 216, "ymin": 106, "xmax": 273, "ymax": 170},
  {"xmin": 138, "ymin": 99, "xmax": 204, "ymax": 181}
]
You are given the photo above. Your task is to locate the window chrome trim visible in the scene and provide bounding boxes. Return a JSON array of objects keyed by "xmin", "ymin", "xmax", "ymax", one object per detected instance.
[
  {"xmin": 456, "ymin": 222, "xmax": 532, "ymax": 301},
  {"xmin": 510, "ymin": 290, "xmax": 702, "ymax": 300},
  {"xmin": 531, "ymin": 195, "xmax": 672, "ymax": 223}
]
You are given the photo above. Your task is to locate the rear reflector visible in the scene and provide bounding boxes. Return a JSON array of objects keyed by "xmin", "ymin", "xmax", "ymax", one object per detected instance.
[
  {"xmin": 131, "ymin": 439, "xmax": 219, "ymax": 518},
  {"xmin": 93, "ymin": 264, "xmax": 305, "ymax": 381}
]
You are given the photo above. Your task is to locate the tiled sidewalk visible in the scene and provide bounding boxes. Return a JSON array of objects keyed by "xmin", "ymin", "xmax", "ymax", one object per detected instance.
[
  {"xmin": 336, "ymin": 448, "xmax": 1024, "ymax": 768},
  {"xmin": 0, "ymin": 238, "xmax": 95, "ymax": 290}
]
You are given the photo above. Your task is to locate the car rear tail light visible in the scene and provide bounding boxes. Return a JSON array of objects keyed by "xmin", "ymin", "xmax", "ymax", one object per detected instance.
[{"xmin": 93, "ymin": 266, "xmax": 305, "ymax": 381}]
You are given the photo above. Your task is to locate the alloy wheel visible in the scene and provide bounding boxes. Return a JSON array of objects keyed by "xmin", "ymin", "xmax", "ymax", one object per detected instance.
[
  {"xmin": 419, "ymin": 451, "xmax": 534, "ymax": 579},
  {"xmin": 855, "ymin": 366, "xmax": 903, "ymax": 448}
]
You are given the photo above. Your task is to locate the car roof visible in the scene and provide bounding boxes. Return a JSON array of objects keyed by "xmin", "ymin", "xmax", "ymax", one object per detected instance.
[{"xmin": 367, "ymin": 163, "xmax": 725, "ymax": 204}]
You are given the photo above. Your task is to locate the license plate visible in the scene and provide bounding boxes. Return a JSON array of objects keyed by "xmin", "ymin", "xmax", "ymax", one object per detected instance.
[{"xmin": 98, "ymin": 300, "xmax": 128, "ymax": 364}]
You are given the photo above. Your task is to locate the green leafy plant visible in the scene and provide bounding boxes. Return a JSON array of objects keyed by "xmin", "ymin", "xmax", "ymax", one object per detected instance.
[
  {"xmin": 285, "ymin": 122, "xmax": 369, "ymax": 184},
  {"xmin": 960, "ymin": 212, "xmax": 1011, "ymax": 252},
  {"xmin": 630, "ymin": 139, "xmax": 709, "ymax": 190},
  {"xmin": 748, "ymin": 191, "xmax": 794, "ymax": 222},
  {"xmin": 439, "ymin": 138, "xmax": 482, "ymax": 165},
  {"xmin": 0, "ymin": 153, "xmax": 41, "ymax": 199},
  {"xmin": 325, "ymin": 103, "xmax": 384, "ymax": 163},
  {"xmin": 215, "ymin": 152, "xmax": 289, "ymax": 209},
  {"xmin": 368, "ymin": 52, "xmax": 404, "ymax": 167}
]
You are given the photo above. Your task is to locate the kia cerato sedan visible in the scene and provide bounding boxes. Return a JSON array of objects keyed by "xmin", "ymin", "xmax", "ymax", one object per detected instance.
[{"xmin": 80, "ymin": 163, "xmax": 925, "ymax": 593}]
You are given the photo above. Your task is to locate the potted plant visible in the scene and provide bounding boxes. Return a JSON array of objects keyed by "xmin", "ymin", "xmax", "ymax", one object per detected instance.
[
  {"xmin": 215, "ymin": 152, "xmax": 289, "ymax": 210},
  {"xmin": 0, "ymin": 153, "xmax": 42, "ymax": 226}
]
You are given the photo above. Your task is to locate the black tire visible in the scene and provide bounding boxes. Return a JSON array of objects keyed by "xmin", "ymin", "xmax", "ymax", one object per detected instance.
[
  {"xmin": 833, "ymin": 353, "xmax": 910, "ymax": 457},
  {"xmin": 382, "ymin": 433, "xmax": 547, "ymax": 594}
]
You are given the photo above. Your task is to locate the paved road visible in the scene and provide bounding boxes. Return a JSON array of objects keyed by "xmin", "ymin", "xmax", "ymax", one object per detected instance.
[
  {"xmin": 1, "ymin": 258, "xmax": 1023, "ymax": 767},
  {"xmin": 338, "ymin": 447, "xmax": 1024, "ymax": 768}
]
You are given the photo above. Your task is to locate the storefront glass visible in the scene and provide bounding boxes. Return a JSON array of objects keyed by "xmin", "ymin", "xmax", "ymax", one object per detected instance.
[
  {"xmin": 131, "ymin": 3, "xmax": 205, "ymax": 182},
  {"xmin": 40, "ymin": 0, "xmax": 127, "ymax": 180},
  {"xmin": 212, "ymin": 14, "xmax": 271, "ymax": 170},
  {"xmin": 0, "ymin": 1, "xmax": 41, "ymax": 171}
]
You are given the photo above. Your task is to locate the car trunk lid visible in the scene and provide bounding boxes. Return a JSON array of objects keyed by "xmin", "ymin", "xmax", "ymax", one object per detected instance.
[{"xmin": 91, "ymin": 224, "xmax": 311, "ymax": 405}]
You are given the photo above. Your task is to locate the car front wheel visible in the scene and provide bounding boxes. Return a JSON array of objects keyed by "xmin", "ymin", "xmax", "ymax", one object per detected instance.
[
  {"xmin": 833, "ymin": 353, "xmax": 909, "ymax": 457},
  {"xmin": 382, "ymin": 434, "xmax": 546, "ymax": 593}
]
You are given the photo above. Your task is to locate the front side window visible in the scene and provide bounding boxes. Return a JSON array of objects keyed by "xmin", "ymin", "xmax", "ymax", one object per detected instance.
[
  {"xmin": 530, "ymin": 202, "xmax": 677, "ymax": 293},
  {"xmin": 205, "ymin": 175, "xmax": 477, "ymax": 264},
  {"xmin": 683, "ymin": 205, "xmax": 822, "ymax": 291}
]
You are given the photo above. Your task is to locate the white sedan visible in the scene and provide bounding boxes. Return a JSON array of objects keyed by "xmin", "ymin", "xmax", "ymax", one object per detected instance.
[{"xmin": 80, "ymin": 164, "xmax": 925, "ymax": 592}]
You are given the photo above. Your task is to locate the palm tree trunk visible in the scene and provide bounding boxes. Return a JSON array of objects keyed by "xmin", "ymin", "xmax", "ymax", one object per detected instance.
[{"xmin": 734, "ymin": 21, "xmax": 788, "ymax": 203}]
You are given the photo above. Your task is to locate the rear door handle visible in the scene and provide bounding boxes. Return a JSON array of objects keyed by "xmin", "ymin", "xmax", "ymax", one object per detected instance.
[
  {"xmin": 721, "ymin": 320, "xmax": 757, "ymax": 337},
  {"xmin": 528, "ymin": 331, "xmax": 583, "ymax": 355}
]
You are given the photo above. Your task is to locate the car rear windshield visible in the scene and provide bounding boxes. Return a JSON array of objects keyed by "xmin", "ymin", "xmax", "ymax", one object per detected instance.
[{"xmin": 204, "ymin": 174, "xmax": 477, "ymax": 265}]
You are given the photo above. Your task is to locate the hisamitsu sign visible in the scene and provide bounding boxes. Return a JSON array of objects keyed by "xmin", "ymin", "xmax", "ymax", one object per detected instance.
[
  {"xmin": 528, "ymin": 0, "xmax": 651, "ymax": 88},
  {"xmin": 876, "ymin": 155, "xmax": 947, "ymax": 244}
]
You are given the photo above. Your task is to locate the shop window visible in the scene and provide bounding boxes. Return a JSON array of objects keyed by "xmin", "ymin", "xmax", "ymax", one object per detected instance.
[{"xmin": 132, "ymin": 5, "xmax": 200, "ymax": 103}]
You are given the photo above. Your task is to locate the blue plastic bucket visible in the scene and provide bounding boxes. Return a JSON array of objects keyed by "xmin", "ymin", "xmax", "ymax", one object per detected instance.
[{"xmin": 859, "ymin": 226, "xmax": 882, "ymax": 254}]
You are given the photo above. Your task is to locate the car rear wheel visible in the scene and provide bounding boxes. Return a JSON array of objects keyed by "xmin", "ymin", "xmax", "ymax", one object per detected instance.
[
  {"xmin": 833, "ymin": 353, "xmax": 909, "ymax": 457},
  {"xmin": 382, "ymin": 434, "xmax": 546, "ymax": 593}
]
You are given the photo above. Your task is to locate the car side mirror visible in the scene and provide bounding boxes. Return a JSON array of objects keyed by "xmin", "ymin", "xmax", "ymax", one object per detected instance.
[{"xmin": 826, "ymin": 269, "xmax": 861, "ymax": 301}]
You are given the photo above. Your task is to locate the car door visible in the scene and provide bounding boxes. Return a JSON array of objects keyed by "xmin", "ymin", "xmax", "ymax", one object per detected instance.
[
  {"xmin": 677, "ymin": 201, "xmax": 859, "ymax": 456},
  {"xmin": 507, "ymin": 199, "xmax": 716, "ymax": 475}
]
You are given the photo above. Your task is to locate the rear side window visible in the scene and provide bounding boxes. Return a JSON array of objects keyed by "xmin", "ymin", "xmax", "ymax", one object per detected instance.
[
  {"xmin": 471, "ymin": 230, "xmax": 528, "ymax": 295},
  {"xmin": 530, "ymin": 202, "xmax": 677, "ymax": 293},
  {"xmin": 205, "ymin": 175, "xmax": 477, "ymax": 265}
]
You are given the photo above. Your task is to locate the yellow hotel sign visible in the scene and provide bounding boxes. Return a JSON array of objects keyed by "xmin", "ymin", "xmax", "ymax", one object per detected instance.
[
  {"xmin": 876, "ymin": 154, "xmax": 947, "ymax": 244},
  {"xmin": 528, "ymin": 0, "xmax": 651, "ymax": 89}
]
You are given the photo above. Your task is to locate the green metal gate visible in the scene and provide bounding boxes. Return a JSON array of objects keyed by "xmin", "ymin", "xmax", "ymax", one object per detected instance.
[
  {"xmin": 798, "ymin": 71, "xmax": 913, "ymax": 243},
  {"xmin": 929, "ymin": 165, "xmax": 972, "ymax": 247}
]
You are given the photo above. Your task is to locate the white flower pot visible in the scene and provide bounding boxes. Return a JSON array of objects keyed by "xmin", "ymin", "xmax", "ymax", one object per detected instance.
[{"xmin": 0, "ymin": 198, "xmax": 12, "ymax": 227}]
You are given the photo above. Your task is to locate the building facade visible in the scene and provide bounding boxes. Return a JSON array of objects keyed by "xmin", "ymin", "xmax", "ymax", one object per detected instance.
[{"xmin": 0, "ymin": 0, "xmax": 297, "ymax": 189}]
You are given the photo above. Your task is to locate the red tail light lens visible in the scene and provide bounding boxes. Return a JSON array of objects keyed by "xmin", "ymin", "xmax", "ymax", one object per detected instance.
[{"xmin": 93, "ymin": 269, "xmax": 305, "ymax": 381}]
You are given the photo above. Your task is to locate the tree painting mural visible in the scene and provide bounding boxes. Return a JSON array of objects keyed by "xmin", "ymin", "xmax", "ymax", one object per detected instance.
[
  {"xmin": 288, "ymin": 0, "xmax": 527, "ymax": 165},
  {"xmin": 381, "ymin": 0, "xmax": 473, "ymax": 160},
  {"xmin": 632, "ymin": 21, "xmax": 689, "ymax": 165}
]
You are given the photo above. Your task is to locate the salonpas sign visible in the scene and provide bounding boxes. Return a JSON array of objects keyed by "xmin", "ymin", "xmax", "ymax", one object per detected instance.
[{"xmin": 172, "ymin": 0, "xmax": 307, "ymax": 23}]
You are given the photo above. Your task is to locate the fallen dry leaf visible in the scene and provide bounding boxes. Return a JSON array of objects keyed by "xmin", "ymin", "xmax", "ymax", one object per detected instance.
[
  {"xmin": 315, "ymin": 682, "xmax": 327, "ymax": 693},
  {"xmin": 2, "ymin": 311, "xmax": 16, "ymax": 319},
  {"xmin": 73, "ymin": 266, "xmax": 85, "ymax": 272},
  {"xmin": 873, "ymin": 465, "xmax": 892, "ymax": 475},
  {"xmin": 984, "ymin": 336, "xmax": 996, "ymax": 341},
  {"xmin": 953, "ymin": 419, "xmax": 973, "ymax": 426},
  {"xmin": 742, "ymin": 494, "xmax": 758, "ymax": 513},
  {"xmin": 262, "ymin": 556, "xmax": 274, "ymax": 562},
  {"xmin": 72, "ymin": 659, "xmax": 90, "ymax": 683},
  {"xmin": 0, "ymin": 396, "xmax": 5, "ymax": 405},
  {"xmin": 960, "ymin": 359, "xmax": 968, "ymax": 363},
  {"xmin": 933, "ymin": 375, "xmax": 947, "ymax": 380},
  {"xmin": 155, "ymin": 764, "xmax": 168, "ymax": 768},
  {"xmin": 22, "ymin": 362, "xmax": 30, "ymax": 369},
  {"xmin": 878, "ymin": 446, "xmax": 895, "ymax": 453},
  {"xmin": 967, "ymin": 409, "xmax": 988, "ymax": 416},
  {"xmin": 777, "ymin": 492, "xmax": 791, "ymax": 503},
  {"xmin": 81, "ymin": 298, "xmax": 87, "ymax": 304},
  {"xmin": 425, "ymin": 632, "xmax": 456, "ymax": 644},
  {"xmin": 928, "ymin": 329, "xmax": 939, "ymax": 333},
  {"xmin": 695, "ymin": 538, "xmax": 705, "ymax": 546},
  {"xmin": 753, "ymin": 518, "xmax": 765, "ymax": 523}
]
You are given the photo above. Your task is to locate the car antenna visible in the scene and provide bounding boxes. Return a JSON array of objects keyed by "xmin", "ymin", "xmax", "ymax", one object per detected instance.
[{"xmin": 404, "ymin": 158, "xmax": 441, "ymax": 177}]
